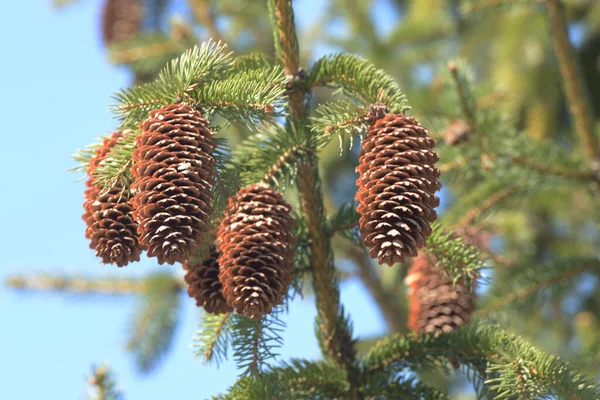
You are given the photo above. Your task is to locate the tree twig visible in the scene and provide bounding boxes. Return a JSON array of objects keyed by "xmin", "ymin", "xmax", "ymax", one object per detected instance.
[{"xmin": 546, "ymin": 0, "xmax": 598, "ymax": 162}]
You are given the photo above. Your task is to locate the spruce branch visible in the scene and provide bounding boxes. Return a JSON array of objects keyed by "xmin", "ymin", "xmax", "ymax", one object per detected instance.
[
  {"xmin": 267, "ymin": 0, "xmax": 305, "ymax": 119},
  {"xmin": 326, "ymin": 201, "xmax": 361, "ymax": 246},
  {"xmin": 309, "ymin": 53, "xmax": 409, "ymax": 113},
  {"xmin": 193, "ymin": 312, "xmax": 232, "ymax": 366},
  {"xmin": 87, "ymin": 365, "xmax": 122, "ymax": 400},
  {"xmin": 107, "ymin": 33, "xmax": 185, "ymax": 68},
  {"xmin": 545, "ymin": 0, "xmax": 599, "ymax": 162},
  {"xmin": 363, "ymin": 323, "xmax": 600, "ymax": 399},
  {"xmin": 311, "ymin": 100, "xmax": 370, "ymax": 150},
  {"xmin": 362, "ymin": 372, "xmax": 451, "ymax": 400},
  {"xmin": 461, "ymin": 0, "xmax": 543, "ymax": 14},
  {"xmin": 231, "ymin": 312, "xmax": 285, "ymax": 376},
  {"xmin": 91, "ymin": 130, "xmax": 137, "ymax": 191},
  {"xmin": 4, "ymin": 273, "xmax": 183, "ymax": 295},
  {"xmin": 426, "ymin": 222, "xmax": 489, "ymax": 291},
  {"xmin": 233, "ymin": 124, "xmax": 313, "ymax": 190},
  {"xmin": 478, "ymin": 258, "xmax": 600, "ymax": 317},
  {"xmin": 267, "ymin": 1, "xmax": 362, "ymax": 397},
  {"xmin": 127, "ymin": 272, "xmax": 181, "ymax": 374}
]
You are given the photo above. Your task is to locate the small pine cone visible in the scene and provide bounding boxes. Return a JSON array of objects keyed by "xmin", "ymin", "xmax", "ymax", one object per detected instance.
[
  {"xmin": 131, "ymin": 104, "xmax": 216, "ymax": 265},
  {"xmin": 217, "ymin": 184, "xmax": 295, "ymax": 319},
  {"xmin": 405, "ymin": 252, "xmax": 475, "ymax": 336},
  {"xmin": 83, "ymin": 132, "xmax": 142, "ymax": 266},
  {"xmin": 183, "ymin": 248, "xmax": 232, "ymax": 314},
  {"xmin": 443, "ymin": 120, "xmax": 471, "ymax": 146},
  {"xmin": 101, "ymin": 0, "xmax": 143, "ymax": 45},
  {"xmin": 356, "ymin": 114, "xmax": 440, "ymax": 265}
]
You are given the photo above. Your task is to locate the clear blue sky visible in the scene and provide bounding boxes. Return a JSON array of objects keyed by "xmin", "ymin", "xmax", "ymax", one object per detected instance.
[{"xmin": 0, "ymin": 1, "xmax": 398, "ymax": 399}]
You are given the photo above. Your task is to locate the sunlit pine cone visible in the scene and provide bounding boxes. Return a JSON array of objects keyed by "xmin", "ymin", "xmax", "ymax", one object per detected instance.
[
  {"xmin": 405, "ymin": 252, "xmax": 475, "ymax": 335},
  {"xmin": 183, "ymin": 247, "xmax": 232, "ymax": 314},
  {"xmin": 356, "ymin": 113, "xmax": 440, "ymax": 265},
  {"xmin": 131, "ymin": 104, "xmax": 216, "ymax": 265},
  {"xmin": 101, "ymin": 0, "xmax": 143, "ymax": 45},
  {"xmin": 217, "ymin": 184, "xmax": 295, "ymax": 319},
  {"xmin": 83, "ymin": 132, "xmax": 142, "ymax": 266}
]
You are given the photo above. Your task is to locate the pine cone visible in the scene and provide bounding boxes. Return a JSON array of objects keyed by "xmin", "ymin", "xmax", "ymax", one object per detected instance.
[
  {"xmin": 183, "ymin": 248, "xmax": 232, "ymax": 314},
  {"xmin": 405, "ymin": 252, "xmax": 475, "ymax": 335},
  {"xmin": 83, "ymin": 132, "xmax": 142, "ymax": 267},
  {"xmin": 443, "ymin": 120, "xmax": 471, "ymax": 146},
  {"xmin": 356, "ymin": 114, "xmax": 440, "ymax": 265},
  {"xmin": 217, "ymin": 184, "xmax": 295, "ymax": 319},
  {"xmin": 131, "ymin": 104, "xmax": 216, "ymax": 265},
  {"xmin": 101, "ymin": 0, "xmax": 143, "ymax": 45}
]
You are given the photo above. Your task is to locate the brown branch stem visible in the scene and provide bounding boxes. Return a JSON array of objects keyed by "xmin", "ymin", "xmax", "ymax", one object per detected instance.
[{"xmin": 546, "ymin": 0, "xmax": 598, "ymax": 161}]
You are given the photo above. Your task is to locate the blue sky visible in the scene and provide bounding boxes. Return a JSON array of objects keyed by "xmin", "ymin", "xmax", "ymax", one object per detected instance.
[{"xmin": 0, "ymin": 1, "xmax": 392, "ymax": 398}]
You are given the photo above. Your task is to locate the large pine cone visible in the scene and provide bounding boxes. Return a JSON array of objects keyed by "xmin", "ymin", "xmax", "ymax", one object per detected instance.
[
  {"xmin": 217, "ymin": 184, "xmax": 295, "ymax": 319},
  {"xmin": 131, "ymin": 104, "xmax": 216, "ymax": 265},
  {"xmin": 405, "ymin": 252, "xmax": 475, "ymax": 335},
  {"xmin": 183, "ymin": 248, "xmax": 232, "ymax": 314},
  {"xmin": 83, "ymin": 132, "xmax": 142, "ymax": 266},
  {"xmin": 356, "ymin": 114, "xmax": 440, "ymax": 265},
  {"xmin": 101, "ymin": 0, "xmax": 143, "ymax": 45}
]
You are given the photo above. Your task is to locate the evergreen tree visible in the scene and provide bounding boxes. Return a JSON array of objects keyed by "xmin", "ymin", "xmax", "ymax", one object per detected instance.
[{"xmin": 9, "ymin": 0, "xmax": 600, "ymax": 398}]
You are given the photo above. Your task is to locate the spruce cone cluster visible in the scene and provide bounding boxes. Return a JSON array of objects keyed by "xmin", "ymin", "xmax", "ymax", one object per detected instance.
[
  {"xmin": 405, "ymin": 252, "xmax": 475, "ymax": 335},
  {"xmin": 101, "ymin": 0, "xmax": 143, "ymax": 45},
  {"xmin": 217, "ymin": 184, "xmax": 295, "ymax": 319},
  {"xmin": 83, "ymin": 132, "xmax": 142, "ymax": 267},
  {"xmin": 356, "ymin": 114, "xmax": 440, "ymax": 265},
  {"xmin": 183, "ymin": 248, "xmax": 232, "ymax": 315},
  {"xmin": 131, "ymin": 104, "xmax": 216, "ymax": 265}
]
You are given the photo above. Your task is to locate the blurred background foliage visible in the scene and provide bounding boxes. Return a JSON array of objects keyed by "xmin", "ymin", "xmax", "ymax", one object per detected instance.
[{"xmin": 12, "ymin": 0, "xmax": 600, "ymax": 397}]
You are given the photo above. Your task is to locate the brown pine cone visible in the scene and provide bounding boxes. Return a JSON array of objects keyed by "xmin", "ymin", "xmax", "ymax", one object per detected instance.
[
  {"xmin": 183, "ymin": 248, "xmax": 232, "ymax": 314},
  {"xmin": 405, "ymin": 252, "xmax": 475, "ymax": 335},
  {"xmin": 443, "ymin": 120, "xmax": 471, "ymax": 146},
  {"xmin": 217, "ymin": 184, "xmax": 295, "ymax": 319},
  {"xmin": 83, "ymin": 132, "xmax": 142, "ymax": 267},
  {"xmin": 356, "ymin": 114, "xmax": 440, "ymax": 265},
  {"xmin": 101, "ymin": 0, "xmax": 143, "ymax": 45},
  {"xmin": 131, "ymin": 104, "xmax": 216, "ymax": 265}
]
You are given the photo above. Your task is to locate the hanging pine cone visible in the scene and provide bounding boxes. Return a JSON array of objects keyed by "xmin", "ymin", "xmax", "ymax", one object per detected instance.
[
  {"xmin": 405, "ymin": 252, "xmax": 475, "ymax": 335},
  {"xmin": 183, "ymin": 247, "xmax": 232, "ymax": 314},
  {"xmin": 101, "ymin": 0, "xmax": 143, "ymax": 45},
  {"xmin": 217, "ymin": 184, "xmax": 295, "ymax": 319},
  {"xmin": 83, "ymin": 132, "xmax": 142, "ymax": 267},
  {"xmin": 356, "ymin": 113, "xmax": 441, "ymax": 265},
  {"xmin": 131, "ymin": 104, "xmax": 216, "ymax": 265}
]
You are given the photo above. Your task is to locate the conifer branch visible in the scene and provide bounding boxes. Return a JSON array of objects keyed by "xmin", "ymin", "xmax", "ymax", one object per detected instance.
[
  {"xmin": 87, "ymin": 365, "xmax": 122, "ymax": 400},
  {"xmin": 127, "ymin": 273, "xmax": 181, "ymax": 373},
  {"xmin": 193, "ymin": 312, "xmax": 232, "ymax": 365},
  {"xmin": 545, "ymin": 0, "xmax": 599, "ymax": 162},
  {"xmin": 363, "ymin": 323, "xmax": 600, "ymax": 399},
  {"xmin": 459, "ymin": 185, "xmax": 516, "ymax": 227},
  {"xmin": 268, "ymin": 1, "xmax": 362, "ymax": 397},
  {"xmin": 478, "ymin": 259, "xmax": 600, "ymax": 317},
  {"xmin": 5, "ymin": 274, "xmax": 184, "ymax": 295}
]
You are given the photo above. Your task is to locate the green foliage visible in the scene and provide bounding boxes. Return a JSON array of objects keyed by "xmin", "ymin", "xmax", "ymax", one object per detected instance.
[
  {"xmin": 109, "ymin": 42, "xmax": 284, "ymax": 129},
  {"xmin": 425, "ymin": 222, "xmax": 489, "ymax": 290},
  {"xmin": 233, "ymin": 123, "xmax": 314, "ymax": 190},
  {"xmin": 214, "ymin": 360, "xmax": 349, "ymax": 400},
  {"xmin": 479, "ymin": 257, "xmax": 600, "ymax": 315},
  {"xmin": 212, "ymin": 137, "xmax": 242, "ymax": 219},
  {"xmin": 362, "ymin": 372, "xmax": 451, "ymax": 400},
  {"xmin": 363, "ymin": 322, "xmax": 600, "ymax": 399},
  {"xmin": 461, "ymin": 0, "xmax": 539, "ymax": 16},
  {"xmin": 91, "ymin": 130, "xmax": 138, "ymax": 190},
  {"xmin": 231, "ymin": 312, "xmax": 285, "ymax": 376},
  {"xmin": 126, "ymin": 272, "xmax": 181, "ymax": 374},
  {"xmin": 311, "ymin": 100, "xmax": 369, "ymax": 150},
  {"xmin": 309, "ymin": 53, "xmax": 409, "ymax": 113},
  {"xmin": 193, "ymin": 312, "xmax": 233, "ymax": 366},
  {"xmin": 231, "ymin": 53, "xmax": 278, "ymax": 71},
  {"xmin": 194, "ymin": 66, "xmax": 287, "ymax": 126},
  {"xmin": 327, "ymin": 201, "xmax": 362, "ymax": 247},
  {"xmin": 87, "ymin": 365, "xmax": 122, "ymax": 400}
]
